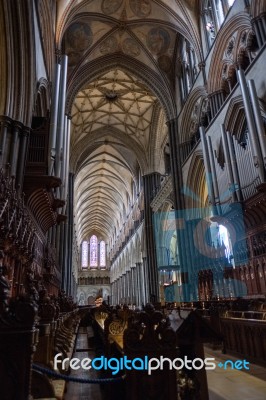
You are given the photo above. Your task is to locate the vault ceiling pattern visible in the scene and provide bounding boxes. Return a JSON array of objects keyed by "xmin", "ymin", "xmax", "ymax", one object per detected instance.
[
  {"xmin": 61, "ymin": 0, "xmax": 200, "ymax": 76},
  {"xmin": 58, "ymin": 0, "xmax": 200, "ymax": 244},
  {"xmin": 71, "ymin": 69, "xmax": 157, "ymax": 149},
  {"xmin": 74, "ymin": 142, "xmax": 138, "ymax": 241}
]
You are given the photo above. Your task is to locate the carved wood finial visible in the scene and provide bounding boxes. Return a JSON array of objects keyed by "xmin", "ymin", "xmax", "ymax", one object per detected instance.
[{"xmin": 0, "ymin": 261, "xmax": 11, "ymax": 314}]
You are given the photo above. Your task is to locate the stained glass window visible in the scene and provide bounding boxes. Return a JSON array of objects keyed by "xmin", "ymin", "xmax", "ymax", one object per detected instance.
[
  {"xmin": 81, "ymin": 241, "xmax": 88, "ymax": 268},
  {"xmin": 90, "ymin": 235, "xmax": 98, "ymax": 267},
  {"xmin": 100, "ymin": 240, "xmax": 106, "ymax": 267}
]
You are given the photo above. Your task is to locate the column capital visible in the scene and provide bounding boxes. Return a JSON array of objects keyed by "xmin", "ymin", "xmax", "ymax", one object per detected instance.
[
  {"xmin": 142, "ymin": 171, "xmax": 161, "ymax": 178},
  {"xmin": 0, "ymin": 115, "xmax": 13, "ymax": 127},
  {"xmin": 166, "ymin": 117, "xmax": 178, "ymax": 127},
  {"xmin": 21, "ymin": 126, "xmax": 31, "ymax": 137},
  {"xmin": 55, "ymin": 48, "xmax": 62, "ymax": 63},
  {"xmin": 12, "ymin": 120, "xmax": 24, "ymax": 132}
]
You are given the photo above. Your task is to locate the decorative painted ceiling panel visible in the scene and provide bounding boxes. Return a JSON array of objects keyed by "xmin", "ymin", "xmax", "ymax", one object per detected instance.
[{"xmin": 61, "ymin": 0, "xmax": 198, "ymax": 78}]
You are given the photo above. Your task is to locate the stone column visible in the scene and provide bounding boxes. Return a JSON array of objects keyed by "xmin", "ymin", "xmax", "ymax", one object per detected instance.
[
  {"xmin": 67, "ymin": 173, "xmax": 74, "ymax": 294},
  {"xmin": 125, "ymin": 271, "xmax": 128, "ymax": 304},
  {"xmin": 59, "ymin": 221, "xmax": 66, "ymax": 290},
  {"xmin": 133, "ymin": 267, "xmax": 138, "ymax": 305},
  {"xmin": 115, "ymin": 280, "xmax": 118, "ymax": 305},
  {"xmin": 143, "ymin": 173, "xmax": 161, "ymax": 303},
  {"xmin": 142, "ymin": 257, "xmax": 149, "ymax": 305},
  {"xmin": 16, "ymin": 126, "xmax": 30, "ymax": 190},
  {"xmin": 0, "ymin": 116, "xmax": 11, "ymax": 169},
  {"xmin": 136, "ymin": 263, "xmax": 141, "ymax": 306},
  {"xmin": 123, "ymin": 273, "xmax": 126, "ymax": 303},
  {"xmin": 10, "ymin": 122, "xmax": 22, "ymax": 177},
  {"xmin": 130, "ymin": 267, "xmax": 134, "ymax": 304},
  {"xmin": 167, "ymin": 118, "xmax": 185, "ymax": 210},
  {"xmin": 119, "ymin": 277, "xmax": 122, "ymax": 304},
  {"xmin": 140, "ymin": 262, "xmax": 146, "ymax": 306},
  {"xmin": 127, "ymin": 271, "xmax": 131, "ymax": 304}
]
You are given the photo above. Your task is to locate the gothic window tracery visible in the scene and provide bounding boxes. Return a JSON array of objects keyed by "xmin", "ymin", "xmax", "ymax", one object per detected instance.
[
  {"xmin": 100, "ymin": 240, "xmax": 106, "ymax": 267},
  {"xmin": 81, "ymin": 240, "xmax": 88, "ymax": 268},
  {"xmin": 90, "ymin": 235, "xmax": 98, "ymax": 267},
  {"xmin": 81, "ymin": 236, "xmax": 107, "ymax": 268}
]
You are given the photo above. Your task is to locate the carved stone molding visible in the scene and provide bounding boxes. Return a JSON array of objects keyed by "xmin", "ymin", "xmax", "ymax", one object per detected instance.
[{"xmin": 150, "ymin": 175, "xmax": 173, "ymax": 211}]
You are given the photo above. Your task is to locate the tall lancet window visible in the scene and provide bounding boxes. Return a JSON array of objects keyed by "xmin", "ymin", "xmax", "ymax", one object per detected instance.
[
  {"xmin": 81, "ymin": 241, "xmax": 88, "ymax": 269},
  {"xmin": 100, "ymin": 240, "xmax": 106, "ymax": 268},
  {"xmin": 90, "ymin": 235, "xmax": 98, "ymax": 267}
]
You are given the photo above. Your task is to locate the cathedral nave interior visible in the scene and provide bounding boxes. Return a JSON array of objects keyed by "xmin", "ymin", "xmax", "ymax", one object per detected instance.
[{"xmin": 0, "ymin": 0, "xmax": 266, "ymax": 399}]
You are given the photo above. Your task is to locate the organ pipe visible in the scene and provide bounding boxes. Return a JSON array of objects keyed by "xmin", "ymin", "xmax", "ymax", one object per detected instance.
[
  {"xmin": 247, "ymin": 79, "xmax": 266, "ymax": 169},
  {"xmin": 60, "ymin": 115, "xmax": 67, "ymax": 199},
  {"xmin": 207, "ymin": 136, "xmax": 221, "ymax": 207},
  {"xmin": 237, "ymin": 68, "xmax": 265, "ymax": 182},
  {"xmin": 62, "ymin": 116, "xmax": 71, "ymax": 203},
  {"xmin": 221, "ymin": 124, "xmax": 237, "ymax": 202},
  {"xmin": 226, "ymin": 130, "xmax": 242, "ymax": 202},
  {"xmin": 55, "ymin": 55, "xmax": 68, "ymax": 178},
  {"xmin": 48, "ymin": 62, "xmax": 61, "ymax": 175},
  {"xmin": 199, "ymin": 126, "xmax": 216, "ymax": 207}
]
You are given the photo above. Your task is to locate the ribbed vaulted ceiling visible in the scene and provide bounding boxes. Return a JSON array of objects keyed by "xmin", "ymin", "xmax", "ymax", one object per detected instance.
[{"xmin": 59, "ymin": 0, "xmax": 200, "ymax": 244}]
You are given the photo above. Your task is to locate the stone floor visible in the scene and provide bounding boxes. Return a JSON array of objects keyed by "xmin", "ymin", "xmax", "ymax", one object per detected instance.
[
  {"xmin": 64, "ymin": 329, "xmax": 266, "ymax": 400},
  {"xmin": 64, "ymin": 328, "xmax": 102, "ymax": 400},
  {"xmin": 206, "ymin": 347, "xmax": 266, "ymax": 400}
]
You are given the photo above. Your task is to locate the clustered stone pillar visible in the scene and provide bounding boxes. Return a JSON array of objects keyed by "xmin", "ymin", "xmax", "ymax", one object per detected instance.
[
  {"xmin": 0, "ymin": 117, "xmax": 11, "ymax": 168},
  {"xmin": 168, "ymin": 117, "xmax": 213, "ymax": 301},
  {"xmin": 143, "ymin": 173, "xmax": 161, "ymax": 303},
  {"xmin": 61, "ymin": 172, "xmax": 74, "ymax": 295},
  {"xmin": 110, "ymin": 259, "xmax": 147, "ymax": 306},
  {"xmin": 167, "ymin": 118, "xmax": 185, "ymax": 210},
  {"xmin": 16, "ymin": 127, "xmax": 30, "ymax": 189},
  {"xmin": 0, "ymin": 116, "xmax": 30, "ymax": 189}
]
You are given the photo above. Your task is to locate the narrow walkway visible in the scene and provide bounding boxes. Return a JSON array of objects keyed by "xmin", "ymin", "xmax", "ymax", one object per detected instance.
[
  {"xmin": 64, "ymin": 330, "xmax": 266, "ymax": 400},
  {"xmin": 64, "ymin": 326, "xmax": 102, "ymax": 400},
  {"xmin": 206, "ymin": 348, "xmax": 266, "ymax": 400}
]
